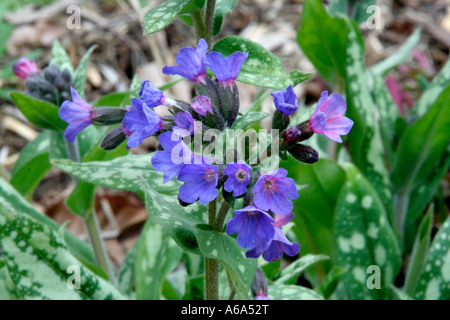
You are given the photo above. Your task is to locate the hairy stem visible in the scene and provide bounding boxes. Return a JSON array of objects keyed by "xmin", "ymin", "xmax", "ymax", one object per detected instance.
[
  {"xmin": 64, "ymin": 139, "xmax": 113, "ymax": 280},
  {"xmin": 191, "ymin": 10, "xmax": 205, "ymax": 43},
  {"xmin": 204, "ymin": 0, "xmax": 216, "ymax": 48},
  {"xmin": 213, "ymin": 200, "xmax": 231, "ymax": 232},
  {"xmin": 205, "ymin": 197, "xmax": 219, "ymax": 300}
]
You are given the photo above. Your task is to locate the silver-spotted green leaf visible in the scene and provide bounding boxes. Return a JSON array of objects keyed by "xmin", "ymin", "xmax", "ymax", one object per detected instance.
[
  {"xmin": 334, "ymin": 163, "xmax": 401, "ymax": 300},
  {"xmin": 344, "ymin": 21, "xmax": 393, "ymax": 216},
  {"xmin": 267, "ymin": 284, "xmax": 324, "ymax": 300},
  {"xmin": 142, "ymin": 179, "xmax": 205, "ymax": 254},
  {"xmin": 413, "ymin": 58, "xmax": 450, "ymax": 117},
  {"xmin": 231, "ymin": 111, "xmax": 269, "ymax": 129},
  {"xmin": 117, "ymin": 240, "xmax": 137, "ymax": 297},
  {"xmin": 213, "ymin": 36, "xmax": 313, "ymax": 89},
  {"xmin": 10, "ymin": 131, "xmax": 51, "ymax": 199},
  {"xmin": 275, "ymin": 254, "xmax": 329, "ymax": 285},
  {"xmin": 404, "ymin": 206, "xmax": 433, "ymax": 295},
  {"xmin": 73, "ymin": 45, "xmax": 97, "ymax": 94},
  {"xmin": 10, "ymin": 92, "xmax": 67, "ymax": 131},
  {"xmin": 129, "ymin": 74, "xmax": 142, "ymax": 100},
  {"xmin": 369, "ymin": 29, "xmax": 421, "ymax": 76},
  {"xmin": 194, "ymin": 228, "xmax": 257, "ymax": 300},
  {"xmin": 142, "ymin": 0, "xmax": 192, "ymax": 35},
  {"xmin": 391, "ymin": 285, "xmax": 414, "ymax": 300},
  {"xmin": 0, "ymin": 177, "xmax": 97, "ymax": 267},
  {"xmin": 49, "ymin": 39, "xmax": 74, "ymax": 74},
  {"xmin": 0, "ymin": 207, "xmax": 126, "ymax": 300},
  {"xmin": 413, "ymin": 215, "xmax": 450, "ymax": 300},
  {"xmin": 135, "ymin": 217, "xmax": 183, "ymax": 300},
  {"xmin": 52, "ymin": 153, "xmax": 180, "ymax": 194}
]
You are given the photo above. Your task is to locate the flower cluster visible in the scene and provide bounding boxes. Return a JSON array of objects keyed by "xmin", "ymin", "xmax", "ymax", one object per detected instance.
[{"xmin": 48, "ymin": 39, "xmax": 353, "ymax": 263}]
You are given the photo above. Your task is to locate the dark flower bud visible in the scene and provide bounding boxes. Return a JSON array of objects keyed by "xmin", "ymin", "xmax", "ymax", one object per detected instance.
[
  {"xmin": 91, "ymin": 107, "xmax": 127, "ymax": 126},
  {"xmin": 288, "ymin": 143, "xmax": 319, "ymax": 164},
  {"xmin": 37, "ymin": 78, "xmax": 55, "ymax": 94},
  {"xmin": 251, "ymin": 268, "xmax": 269, "ymax": 300},
  {"xmin": 296, "ymin": 121, "xmax": 314, "ymax": 142},
  {"xmin": 61, "ymin": 68, "xmax": 72, "ymax": 82},
  {"xmin": 43, "ymin": 64, "xmax": 61, "ymax": 84},
  {"xmin": 100, "ymin": 126, "xmax": 127, "ymax": 150},
  {"xmin": 178, "ymin": 194, "xmax": 193, "ymax": 207},
  {"xmin": 284, "ymin": 126, "xmax": 301, "ymax": 143},
  {"xmin": 271, "ymin": 109, "xmax": 290, "ymax": 131}
]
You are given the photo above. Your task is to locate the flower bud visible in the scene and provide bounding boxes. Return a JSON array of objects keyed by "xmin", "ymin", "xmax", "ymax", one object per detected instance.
[
  {"xmin": 271, "ymin": 109, "xmax": 290, "ymax": 131},
  {"xmin": 251, "ymin": 268, "xmax": 269, "ymax": 300},
  {"xmin": 91, "ymin": 107, "xmax": 127, "ymax": 126},
  {"xmin": 100, "ymin": 126, "xmax": 127, "ymax": 150},
  {"xmin": 12, "ymin": 57, "xmax": 38, "ymax": 80},
  {"xmin": 288, "ymin": 143, "xmax": 319, "ymax": 164}
]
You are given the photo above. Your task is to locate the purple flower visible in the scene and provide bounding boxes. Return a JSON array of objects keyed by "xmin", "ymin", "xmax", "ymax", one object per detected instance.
[
  {"xmin": 205, "ymin": 51, "xmax": 249, "ymax": 89},
  {"xmin": 177, "ymin": 156, "xmax": 218, "ymax": 205},
  {"xmin": 273, "ymin": 212, "xmax": 294, "ymax": 229},
  {"xmin": 271, "ymin": 85, "xmax": 298, "ymax": 115},
  {"xmin": 308, "ymin": 91, "xmax": 354, "ymax": 143},
  {"xmin": 173, "ymin": 110, "xmax": 197, "ymax": 137},
  {"xmin": 13, "ymin": 57, "xmax": 38, "ymax": 80},
  {"xmin": 226, "ymin": 205, "xmax": 275, "ymax": 250},
  {"xmin": 123, "ymin": 98, "xmax": 162, "ymax": 148},
  {"xmin": 223, "ymin": 162, "xmax": 252, "ymax": 197},
  {"xmin": 246, "ymin": 227, "xmax": 300, "ymax": 262},
  {"xmin": 139, "ymin": 80, "xmax": 169, "ymax": 107},
  {"xmin": 59, "ymin": 87, "xmax": 96, "ymax": 142},
  {"xmin": 191, "ymin": 95, "xmax": 213, "ymax": 116},
  {"xmin": 152, "ymin": 131, "xmax": 192, "ymax": 183},
  {"xmin": 252, "ymin": 168, "xmax": 298, "ymax": 215},
  {"xmin": 162, "ymin": 39, "xmax": 208, "ymax": 84}
]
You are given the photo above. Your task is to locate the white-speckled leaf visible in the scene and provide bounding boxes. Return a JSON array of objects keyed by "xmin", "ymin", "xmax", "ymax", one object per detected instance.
[
  {"xmin": 194, "ymin": 228, "xmax": 257, "ymax": 300},
  {"xmin": 413, "ymin": 215, "xmax": 450, "ymax": 300},
  {"xmin": 142, "ymin": 179, "xmax": 205, "ymax": 254},
  {"xmin": 275, "ymin": 254, "xmax": 329, "ymax": 285},
  {"xmin": 334, "ymin": 163, "xmax": 401, "ymax": 300},
  {"xmin": 231, "ymin": 111, "xmax": 269, "ymax": 129},
  {"xmin": 142, "ymin": 0, "xmax": 192, "ymax": 35},
  {"xmin": 0, "ymin": 207, "xmax": 127, "ymax": 300},
  {"xmin": 52, "ymin": 153, "xmax": 180, "ymax": 194},
  {"xmin": 0, "ymin": 177, "xmax": 97, "ymax": 267},
  {"xmin": 268, "ymin": 284, "xmax": 324, "ymax": 300},
  {"xmin": 344, "ymin": 21, "xmax": 392, "ymax": 216},
  {"xmin": 135, "ymin": 217, "xmax": 183, "ymax": 300},
  {"xmin": 49, "ymin": 39, "xmax": 74, "ymax": 74},
  {"xmin": 213, "ymin": 36, "xmax": 313, "ymax": 89}
]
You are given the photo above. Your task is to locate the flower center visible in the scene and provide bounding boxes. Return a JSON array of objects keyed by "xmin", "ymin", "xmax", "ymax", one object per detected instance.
[
  {"xmin": 205, "ymin": 168, "xmax": 216, "ymax": 183},
  {"xmin": 264, "ymin": 178, "xmax": 274, "ymax": 190},
  {"xmin": 236, "ymin": 169, "xmax": 246, "ymax": 181}
]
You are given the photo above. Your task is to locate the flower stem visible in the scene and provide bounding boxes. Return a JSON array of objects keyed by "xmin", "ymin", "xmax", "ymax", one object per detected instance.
[
  {"xmin": 191, "ymin": 10, "xmax": 205, "ymax": 44},
  {"xmin": 204, "ymin": 0, "xmax": 216, "ymax": 48},
  {"xmin": 205, "ymin": 198, "xmax": 219, "ymax": 300},
  {"xmin": 64, "ymin": 139, "xmax": 113, "ymax": 280},
  {"xmin": 213, "ymin": 200, "xmax": 230, "ymax": 232}
]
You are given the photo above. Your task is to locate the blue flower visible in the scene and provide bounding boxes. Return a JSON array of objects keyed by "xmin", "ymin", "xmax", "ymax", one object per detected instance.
[
  {"xmin": 173, "ymin": 110, "xmax": 197, "ymax": 137},
  {"xmin": 271, "ymin": 85, "xmax": 298, "ymax": 115},
  {"xmin": 205, "ymin": 51, "xmax": 248, "ymax": 89},
  {"xmin": 223, "ymin": 161, "xmax": 252, "ymax": 197},
  {"xmin": 252, "ymin": 168, "xmax": 298, "ymax": 215},
  {"xmin": 246, "ymin": 226, "xmax": 300, "ymax": 262},
  {"xmin": 177, "ymin": 156, "xmax": 219, "ymax": 205},
  {"xmin": 151, "ymin": 131, "xmax": 192, "ymax": 183},
  {"xmin": 162, "ymin": 39, "xmax": 208, "ymax": 83},
  {"xmin": 122, "ymin": 98, "xmax": 161, "ymax": 148},
  {"xmin": 226, "ymin": 205, "xmax": 275, "ymax": 250},
  {"xmin": 59, "ymin": 87, "xmax": 95, "ymax": 142},
  {"xmin": 139, "ymin": 80, "xmax": 165, "ymax": 107}
]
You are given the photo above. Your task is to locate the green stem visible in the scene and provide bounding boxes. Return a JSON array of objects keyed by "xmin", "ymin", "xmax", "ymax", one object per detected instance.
[
  {"xmin": 205, "ymin": 197, "xmax": 219, "ymax": 300},
  {"xmin": 84, "ymin": 207, "xmax": 113, "ymax": 280},
  {"xmin": 191, "ymin": 10, "xmax": 205, "ymax": 43},
  {"xmin": 213, "ymin": 200, "xmax": 230, "ymax": 232},
  {"xmin": 204, "ymin": 0, "xmax": 216, "ymax": 48},
  {"xmin": 64, "ymin": 139, "xmax": 113, "ymax": 280}
]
